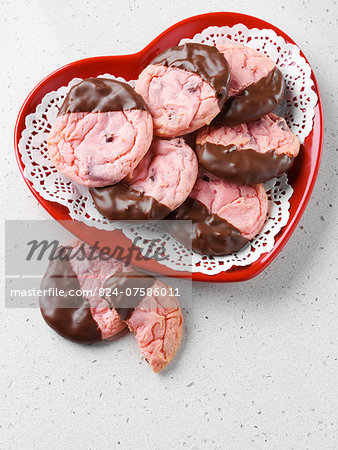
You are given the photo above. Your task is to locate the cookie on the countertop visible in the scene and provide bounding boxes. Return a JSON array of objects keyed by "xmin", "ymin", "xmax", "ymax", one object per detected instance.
[
  {"xmin": 90, "ymin": 136, "xmax": 198, "ymax": 220},
  {"xmin": 39, "ymin": 241, "xmax": 129, "ymax": 343},
  {"xmin": 103, "ymin": 272, "xmax": 183, "ymax": 373},
  {"xmin": 135, "ymin": 43, "xmax": 230, "ymax": 137},
  {"xmin": 196, "ymin": 113, "xmax": 300, "ymax": 184},
  {"xmin": 168, "ymin": 170, "xmax": 268, "ymax": 256},
  {"xmin": 48, "ymin": 78, "xmax": 153, "ymax": 187},
  {"xmin": 213, "ymin": 39, "xmax": 285, "ymax": 126}
]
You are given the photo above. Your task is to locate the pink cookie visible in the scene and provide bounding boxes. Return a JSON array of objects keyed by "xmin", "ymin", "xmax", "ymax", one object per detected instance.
[
  {"xmin": 135, "ymin": 43, "xmax": 230, "ymax": 137},
  {"xmin": 126, "ymin": 280, "xmax": 183, "ymax": 373},
  {"xmin": 197, "ymin": 113, "xmax": 300, "ymax": 184},
  {"xmin": 40, "ymin": 241, "xmax": 129, "ymax": 343},
  {"xmin": 103, "ymin": 273, "xmax": 183, "ymax": 373},
  {"xmin": 90, "ymin": 137, "xmax": 198, "ymax": 220},
  {"xmin": 48, "ymin": 78, "xmax": 153, "ymax": 187},
  {"xmin": 168, "ymin": 170, "xmax": 268, "ymax": 256},
  {"xmin": 214, "ymin": 39, "xmax": 285, "ymax": 126}
]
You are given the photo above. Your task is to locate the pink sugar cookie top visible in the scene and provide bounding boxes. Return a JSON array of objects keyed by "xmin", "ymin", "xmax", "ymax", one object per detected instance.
[
  {"xmin": 190, "ymin": 171, "xmax": 268, "ymax": 240},
  {"xmin": 217, "ymin": 39, "xmax": 275, "ymax": 97},
  {"xmin": 125, "ymin": 137, "xmax": 198, "ymax": 210},
  {"xmin": 69, "ymin": 241, "xmax": 131, "ymax": 339},
  {"xmin": 135, "ymin": 65, "xmax": 220, "ymax": 137},
  {"xmin": 48, "ymin": 110, "xmax": 153, "ymax": 187},
  {"xmin": 126, "ymin": 280, "xmax": 183, "ymax": 373},
  {"xmin": 197, "ymin": 113, "xmax": 300, "ymax": 158}
]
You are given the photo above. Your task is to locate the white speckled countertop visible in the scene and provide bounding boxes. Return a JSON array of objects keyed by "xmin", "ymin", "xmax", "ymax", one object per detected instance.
[{"xmin": 1, "ymin": 0, "xmax": 337, "ymax": 448}]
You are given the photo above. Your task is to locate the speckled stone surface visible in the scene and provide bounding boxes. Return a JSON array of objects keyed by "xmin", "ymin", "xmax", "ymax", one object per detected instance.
[{"xmin": 1, "ymin": 0, "xmax": 337, "ymax": 449}]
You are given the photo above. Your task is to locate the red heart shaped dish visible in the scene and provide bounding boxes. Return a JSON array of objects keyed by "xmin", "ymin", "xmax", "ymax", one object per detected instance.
[{"xmin": 14, "ymin": 12, "xmax": 323, "ymax": 282}]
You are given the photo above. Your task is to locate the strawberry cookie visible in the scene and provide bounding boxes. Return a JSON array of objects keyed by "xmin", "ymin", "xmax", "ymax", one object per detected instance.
[
  {"xmin": 214, "ymin": 39, "xmax": 285, "ymax": 126},
  {"xmin": 48, "ymin": 78, "xmax": 153, "ymax": 187},
  {"xmin": 168, "ymin": 170, "xmax": 268, "ymax": 256},
  {"xmin": 135, "ymin": 43, "xmax": 230, "ymax": 137},
  {"xmin": 197, "ymin": 113, "xmax": 300, "ymax": 184},
  {"xmin": 90, "ymin": 136, "xmax": 198, "ymax": 220}
]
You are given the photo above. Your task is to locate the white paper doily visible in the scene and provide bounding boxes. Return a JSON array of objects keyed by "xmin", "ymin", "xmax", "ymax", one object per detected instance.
[{"xmin": 18, "ymin": 24, "xmax": 317, "ymax": 275}]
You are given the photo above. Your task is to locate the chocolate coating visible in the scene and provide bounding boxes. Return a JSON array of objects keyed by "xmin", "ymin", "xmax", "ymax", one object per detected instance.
[
  {"xmin": 58, "ymin": 77, "xmax": 148, "ymax": 115},
  {"xmin": 151, "ymin": 43, "xmax": 231, "ymax": 108},
  {"xmin": 90, "ymin": 184, "xmax": 171, "ymax": 220},
  {"xmin": 167, "ymin": 198, "xmax": 248, "ymax": 256},
  {"xmin": 182, "ymin": 131, "xmax": 197, "ymax": 152},
  {"xmin": 39, "ymin": 251, "xmax": 102, "ymax": 344},
  {"xmin": 196, "ymin": 143, "xmax": 294, "ymax": 184},
  {"xmin": 103, "ymin": 271, "xmax": 156, "ymax": 320},
  {"xmin": 213, "ymin": 67, "xmax": 285, "ymax": 126}
]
